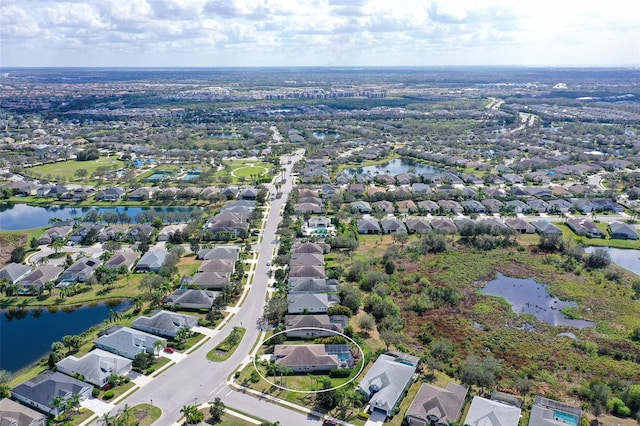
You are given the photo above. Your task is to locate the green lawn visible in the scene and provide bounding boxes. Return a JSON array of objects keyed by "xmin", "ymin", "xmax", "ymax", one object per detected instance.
[
  {"xmin": 207, "ymin": 327, "xmax": 246, "ymax": 361},
  {"xmin": 25, "ymin": 157, "xmax": 124, "ymax": 182}
]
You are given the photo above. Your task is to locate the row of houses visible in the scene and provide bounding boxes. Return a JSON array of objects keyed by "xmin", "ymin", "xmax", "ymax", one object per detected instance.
[
  {"xmin": 7, "ymin": 310, "xmax": 198, "ymax": 417},
  {"xmin": 3, "ymin": 181, "xmax": 262, "ymax": 203},
  {"xmin": 37, "ymin": 222, "xmax": 157, "ymax": 245},
  {"xmin": 0, "ymin": 247, "xmax": 172, "ymax": 294}
]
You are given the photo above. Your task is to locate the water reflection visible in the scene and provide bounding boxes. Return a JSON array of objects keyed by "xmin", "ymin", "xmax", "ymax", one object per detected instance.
[{"xmin": 481, "ymin": 273, "xmax": 595, "ymax": 329}]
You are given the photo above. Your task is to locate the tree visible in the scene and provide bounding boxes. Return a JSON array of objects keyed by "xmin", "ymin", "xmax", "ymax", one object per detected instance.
[
  {"xmin": 51, "ymin": 395, "xmax": 67, "ymax": 416},
  {"xmin": 380, "ymin": 330, "xmax": 403, "ymax": 350},
  {"xmin": 65, "ymin": 392, "xmax": 82, "ymax": 413},
  {"xmin": 430, "ymin": 339, "xmax": 454, "ymax": 364},
  {"xmin": 108, "ymin": 309, "xmax": 122, "ymax": 323},
  {"xmin": 61, "ymin": 335, "xmax": 82, "ymax": 353},
  {"xmin": 339, "ymin": 284, "xmax": 361, "ymax": 315},
  {"xmin": 358, "ymin": 314, "xmax": 375, "ymax": 334},
  {"xmin": 459, "ymin": 354, "xmax": 503, "ymax": 391},
  {"xmin": 209, "ymin": 397, "xmax": 225, "ymax": 424},
  {"xmin": 75, "ymin": 168, "xmax": 88, "ymax": 179},
  {"xmin": 153, "ymin": 340, "xmax": 165, "ymax": 358},
  {"xmin": 181, "ymin": 404, "xmax": 203, "ymax": 424},
  {"xmin": 139, "ymin": 274, "xmax": 165, "ymax": 295},
  {"xmin": 10, "ymin": 246, "xmax": 26, "ymax": 263},
  {"xmin": 264, "ymin": 295, "xmax": 288, "ymax": 324},
  {"xmin": 132, "ymin": 352, "xmax": 153, "ymax": 370},
  {"xmin": 0, "ymin": 370, "xmax": 12, "ymax": 398},
  {"xmin": 103, "ymin": 240, "xmax": 122, "ymax": 253},
  {"xmin": 30, "ymin": 237, "xmax": 39, "ymax": 250},
  {"xmin": 52, "ymin": 238, "xmax": 66, "ymax": 254},
  {"xmin": 585, "ymin": 248, "xmax": 611, "ymax": 269}
]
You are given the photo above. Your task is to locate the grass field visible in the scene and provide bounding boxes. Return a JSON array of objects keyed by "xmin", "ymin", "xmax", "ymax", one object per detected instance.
[{"xmin": 25, "ymin": 157, "xmax": 125, "ymax": 182}]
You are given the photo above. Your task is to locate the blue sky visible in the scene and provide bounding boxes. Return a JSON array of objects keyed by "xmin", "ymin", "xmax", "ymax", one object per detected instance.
[{"xmin": 1, "ymin": 0, "xmax": 638, "ymax": 67}]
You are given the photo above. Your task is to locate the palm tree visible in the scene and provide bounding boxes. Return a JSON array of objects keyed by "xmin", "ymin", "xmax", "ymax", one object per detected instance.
[
  {"xmin": 44, "ymin": 280, "xmax": 55, "ymax": 296},
  {"xmin": 0, "ymin": 278, "xmax": 8, "ymax": 296},
  {"xmin": 52, "ymin": 238, "xmax": 66, "ymax": 254},
  {"xmin": 181, "ymin": 404, "xmax": 201, "ymax": 425},
  {"xmin": 65, "ymin": 392, "xmax": 82, "ymax": 414},
  {"xmin": 108, "ymin": 309, "xmax": 121, "ymax": 323},
  {"xmin": 100, "ymin": 412, "xmax": 116, "ymax": 426},
  {"xmin": 153, "ymin": 340, "xmax": 165, "ymax": 358},
  {"xmin": 51, "ymin": 395, "xmax": 66, "ymax": 417}
]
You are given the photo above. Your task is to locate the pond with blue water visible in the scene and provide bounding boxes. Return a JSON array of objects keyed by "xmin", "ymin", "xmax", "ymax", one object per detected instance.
[
  {"xmin": 349, "ymin": 158, "xmax": 442, "ymax": 176},
  {"xmin": 480, "ymin": 273, "xmax": 595, "ymax": 329},
  {"xmin": 584, "ymin": 246, "xmax": 640, "ymax": 277},
  {"xmin": 0, "ymin": 299, "xmax": 131, "ymax": 372},
  {"xmin": 0, "ymin": 203, "xmax": 200, "ymax": 231}
]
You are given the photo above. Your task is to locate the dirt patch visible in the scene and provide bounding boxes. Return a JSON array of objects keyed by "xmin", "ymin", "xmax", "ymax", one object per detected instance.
[
  {"xmin": 0, "ymin": 232, "xmax": 27, "ymax": 267},
  {"xmin": 134, "ymin": 410, "xmax": 148, "ymax": 422}
]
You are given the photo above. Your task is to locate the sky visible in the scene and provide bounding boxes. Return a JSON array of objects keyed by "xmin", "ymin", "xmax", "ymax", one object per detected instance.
[{"xmin": 1, "ymin": 0, "xmax": 639, "ymax": 68}]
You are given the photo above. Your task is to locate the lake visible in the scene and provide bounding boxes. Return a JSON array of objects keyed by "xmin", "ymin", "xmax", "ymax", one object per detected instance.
[
  {"xmin": 481, "ymin": 274, "xmax": 595, "ymax": 329},
  {"xmin": 0, "ymin": 204, "xmax": 199, "ymax": 231},
  {"xmin": 350, "ymin": 158, "xmax": 442, "ymax": 176},
  {"xmin": 0, "ymin": 299, "xmax": 132, "ymax": 373},
  {"xmin": 584, "ymin": 246, "xmax": 640, "ymax": 276}
]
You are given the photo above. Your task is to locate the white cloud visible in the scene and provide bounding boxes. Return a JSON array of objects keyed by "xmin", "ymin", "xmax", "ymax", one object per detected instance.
[{"xmin": 0, "ymin": 0, "xmax": 638, "ymax": 66}]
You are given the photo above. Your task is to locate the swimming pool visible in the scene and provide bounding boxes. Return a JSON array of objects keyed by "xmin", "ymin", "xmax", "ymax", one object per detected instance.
[{"xmin": 554, "ymin": 410, "xmax": 578, "ymax": 426}]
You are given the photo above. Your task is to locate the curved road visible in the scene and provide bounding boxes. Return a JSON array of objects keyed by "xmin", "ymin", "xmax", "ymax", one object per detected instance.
[{"xmin": 95, "ymin": 150, "xmax": 321, "ymax": 425}]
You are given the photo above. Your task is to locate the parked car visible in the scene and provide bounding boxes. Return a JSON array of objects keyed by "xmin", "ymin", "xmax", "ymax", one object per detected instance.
[{"xmin": 164, "ymin": 347, "xmax": 175, "ymax": 354}]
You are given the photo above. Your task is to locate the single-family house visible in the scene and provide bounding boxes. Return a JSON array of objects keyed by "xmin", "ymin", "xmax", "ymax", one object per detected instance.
[
  {"xmin": 373, "ymin": 200, "xmax": 394, "ymax": 214},
  {"xmin": 163, "ymin": 289, "xmax": 219, "ymax": 310},
  {"xmin": 56, "ymin": 349, "xmax": 132, "ymax": 388},
  {"xmin": 94, "ymin": 326, "xmax": 167, "ymax": 359},
  {"xmin": 98, "ymin": 225, "xmax": 129, "ymax": 243},
  {"xmin": 504, "ymin": 200, "xmax": 529, "ymax": 214},
  {"xmin": 289, "ymin": 278, "xmax": 337, "ymax": 293},
  {"xmin": 291, "ymin": 242, "xmax": 328, "ymax": 254},
  {"xmin": 411, "ymin": 183, "xmax": 430, "ymax": 195},
  {"xmin": 58, "ymin": 257, "xmax": 102, "ymax": 284},
  {"xmin": 287, "ymin": 293, "xmax": 340, "ymax": 314},
  {"xmin": 19, "ymin": 265, "xmax": 64, "ymax": 294},
  {"xmin": 104, "ymin": 250, "xmax": 139, "ymax": 271},
  {"xmin": 527, "ymin": 198, "xmax": 550, "ymax": 213},
  {"xmin": 351, "ymin": 201, "xmax": 372, "ymax": 214},
  {"xmin": 437, "ymin": 200, "xmax": 463, "ymax": 214},
  {"xmin": 464, "ymin": 396, "xmax": 521, "ymax": 426},
  {"xmin": 127, "ymin": 224, "xmax": 155, "ymax": 242},
  {"xmin": 547, "ymin": 199, "xmax": 573, "ymax": 214},
  {"xmin": 478, "ymin": 218, "xmax": 509, "ymax": 235},
  {"xmin": 357, "ymin": 218, "xmax": 381, "ymax": 234},
  {"xmin": 0, "ymin": 263, "xmax": 32, "ymax": 284},
  {"xmin": 95, "ymin": 187, "xmax": 126, "ymax": 201},
  {"xmin": 127, "ymin": 187, "xmax": 156, "ymax": 201},
  {"xmin": 348, "ymin": 183, "xmax": 366, "ymax": 195},
  {"xmin": 460, "ymin": 200, "xmax": 486, "ymax": 214},
  {"xmin": 481, "ymin": 198, "xmax": 504, "ymax": 214},
  {"xmin": 188, "ymin": 272, "xmax": 230, "ymax": 289},
  {"xmin": 294, "ymin": 202, "xmax": 324, "ymax": 214},
  {"xmin": 531, "ymin": 220, "xmax": 563, "ymax": 236},
  {"xmin": 405, "ymin": 217, "xmax": 431, "ymax": 234},
  {"xmin": 11, "ymin": 371, "xmax": 92, "ymax": 416},
  {"xmin": 289, "ymin": 265, "xmax": 325, "ymax": 279},
  {"xmin": 274, "ymin": 344, "xmax": 352, "ymax": 372},
  {"xmin": 132, "ymin": 310, "xmax": 198, "ymax": 338},
  {"xmin": 396, "ymin": 200, "xmax": 417, "ymax": 214},
  {"xmin": 417, "ymin": 200, "xmax": 439, "ymax": 214},
  {"xmin": 284, "ymin": 315, "xmax": 348, "ymax": 338},
  {"xmin": 609, "ymin": 222, "xmax": 638, "ymax": 240},
  {"xmin": 199, "ymin": 258, "xmax": 236, "ymax": 274},
  {"xmin": 204, "ymin": 212, "xmax": 249, "ymax": 238},
  {"xmin": 460, "ymin": 186, "xmax": 478, "ymax": 199},
  {"xmin": 380, "ymin": 217, "xmax": 407, "ymax": 234},
  {"xmin": 358, "ymin": 352, "xmax": 419, "ymax": 418},
  {"xmin": 406, "ymin": 382, "xmax": 468, "ymax": 426},
  {"xmin": 0, "ymin": 397, "xmax": 47, "ymax": 426},
  {"xmin": 567, "ymin": 218, "xmax": 603, "ymax": 238},
  {"xmin": 197, "ymin": 246, "xmax": 240, "ymax": 261},
  {"xmin": 38, "ymin": 225, "xmax": 73, "ymax": 245},
  {"xmin": 158, "ymin": 224, "xmax": 187, "ymax": 242},
  {"xmin": 430, "ymin": 218, "xmax": 457, "ymax": 234},
  {"xmin": 502, "ymin": 173, "xmax": 524, "ymax": 184},
  {"xmin": 505, "ymin": 218, "xmax": 536, "ymax": 234},
  {"xmin": 528, "ymin": 395, "xmax": 582, "ymax": 426},
  {"xmin": 290, "ymin": 253, "xmax": 325, "ymax": 267},
  {"xmin": 135, "ymin": 249, "xmax": 169, "ymax": 273},
  {"xmin": 69, "ymin": 224, "xmax": 105, "ymax": 244}
]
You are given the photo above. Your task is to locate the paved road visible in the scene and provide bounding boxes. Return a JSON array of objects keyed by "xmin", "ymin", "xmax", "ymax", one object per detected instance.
[{"xmin": 94, "ymin": 150, "xmax": 317, "ymax": 426}]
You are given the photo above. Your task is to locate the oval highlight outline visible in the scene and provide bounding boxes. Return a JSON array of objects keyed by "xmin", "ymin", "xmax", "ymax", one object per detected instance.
[{"xmin": 251, "ymin": 326, "xmax": 365, "ymax": 394}]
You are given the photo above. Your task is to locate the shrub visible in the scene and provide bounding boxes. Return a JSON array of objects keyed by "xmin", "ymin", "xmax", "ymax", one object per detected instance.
[
  {"xmin": 103, "ymin": 390, "xmax": 115, "ymax": 400},
  {"xmin": 92, "ymin": 388, "xmax": 100, "ymax": 397},
  {"xmin": 358, "ymin": 412, "xmax": 370, "ymax": 420},
  {"xmin": 329, "ymin": 368, "xmax": 352, "ymax": 378}
]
